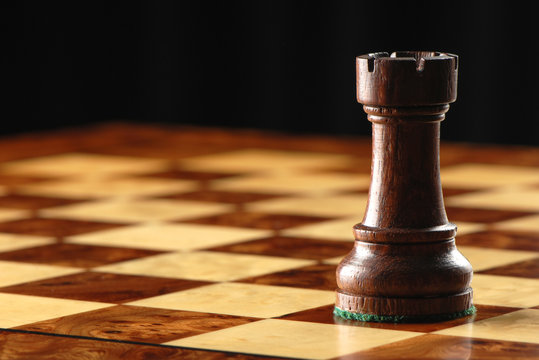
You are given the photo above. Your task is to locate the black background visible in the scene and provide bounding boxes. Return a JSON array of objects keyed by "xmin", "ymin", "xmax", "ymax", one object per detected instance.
[{"xmin": 2, "ymin": 1, "xmax": 538, "ymax": 145}]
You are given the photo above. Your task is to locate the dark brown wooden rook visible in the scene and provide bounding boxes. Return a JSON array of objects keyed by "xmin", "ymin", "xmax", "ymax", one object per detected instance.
[{"xmin": 336, "ymin": 51, "xmax": 474, "ymax": 319}]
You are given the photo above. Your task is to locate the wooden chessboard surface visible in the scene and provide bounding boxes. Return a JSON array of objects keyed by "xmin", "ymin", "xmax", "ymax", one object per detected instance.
[{"xmin": 0, "ymin": 123, "xmax": 538, "ymax": 359}]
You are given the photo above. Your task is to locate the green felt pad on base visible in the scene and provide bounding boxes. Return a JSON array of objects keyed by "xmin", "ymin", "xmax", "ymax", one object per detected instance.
[{"xmin": 333, "ymin": 305, "xmax": 476, "ymax": 323}]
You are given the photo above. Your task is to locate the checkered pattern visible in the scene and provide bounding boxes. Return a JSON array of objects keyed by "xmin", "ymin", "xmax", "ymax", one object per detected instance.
[{"xmin": 0, "ymin": 125, "xmax": 538, "ymax": 359}]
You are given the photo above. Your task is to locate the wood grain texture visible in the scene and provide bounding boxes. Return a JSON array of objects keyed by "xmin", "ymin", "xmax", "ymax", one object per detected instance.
[
  {"xmin": 0, "ymin": 218, "xmax": 127, "ymax": 238},
  {"xmin": 0, "ymin": 330, "xmax": 283, "ymax": 360},
  {"xmin": 356, "ymin": 51, "xmax": 458, "ymax": 106},
  {"xmin": 336, "ymin": 51, "xmax": 473, "ymax": 318},
  {"xmin": 0, "ymin": 271, "xmax": 210, "ymax": 303},
  {"xmin": 0, "ymin": 243, "xmax": 164, "ymax": 268},
  {"xmin": 445, "ymin": 206, "xmax": 536, "ymax": 223},
  {"xmin": 0, "ymin": 194, "xmax": 87, "ymax": 210},
  {"xmin": 161, "ymin": 190, "xmax": 282, "ymax": 205},
  {"xmin": 477, "ymin": 258, "xmax": 539, "ymax": 278},
  {"xmin": 181, "ymin": 211, "xmax": 332, "ymax": 230},
  {"xmin": 208, "ymin": 235, "xmax": 351, "ymax": 260},
  {"xmin": 0, "ymin": 123, "xmax": 535, "ymax": 358},
  {"xmin": 0, "ymin": 174, "xmax": 52, "ymax": 186},
  {"xmin": 140, "ymin": 169, "xmax": 239, "ymax": 182},
  {"xmin": 239, "ymin": 264, "xmax": 338, "ymax": 290},
  {"xmin": 0, "ymin": 122, "xmax": 537, "ymax": 165},
  {"xmin": 336, "ymin": 334, "xmax": 539, "ymax": 360},
  {"xmin": 456, "ymin": 230, "xmax": 539, "ymax": 251},
  {"xmin": 16, "ymin": 305, "xmax": 257, "ymax": 343}
]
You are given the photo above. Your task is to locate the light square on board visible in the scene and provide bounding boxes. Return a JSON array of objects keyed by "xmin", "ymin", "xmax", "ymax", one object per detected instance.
[
  {"xmin": 282, "ymin": 217, "xmax": 359, "ymax": 241},
  {"xmin": 246, "ymin": 194, "xmax": 369, "ymax": 218},
  {"xmin": 0, "ymin": 153, "xmax": 169, "ymax": 178},
  {"xmin": 472, "ymin": 274, "xmax": 539, "ymax": 307},
  {"xmin": 210, "ymin": 172, "xmax": 370, "ymax": 195},
  {"xmin": 15, "ymin": 177, "xmax": 197, "ymax": 199},
  {"xmin": 453, "ymin": 222, "xmax": 488, "ymax": 235},
  {"xmin": 0, "ymin": 233, "xmax": 54, "ymax": 252},
  {"xmin": 494, "ymin": 214, "xmax": 539, "ymax": 233},
  {"xmin": 446, "ymin": 187, "xmax": 539, "ymax": 212},
  {"xmin": 95, "ymin": 251, "xmax": 315, "ymax": 282},
  {"xmin": 167, "ymin": 318, "xmax": 422, "ymax": 360},
  {"xmin": 127, "ymin": 282, "xmax": 335, "ymax": 318},
  {"xmin": 0, "ymin": 209, "xmax": 30, "ymax": 223},
  {"xmin": 0, "ymin": 292, "xmax": 112, "ymax": 328},
  {"xmin": 177, "ymin": 149, "xmax": 355, "ymax": 174},
  {"xmin": 441, "ymin": 164, "xmax": 539, "ymax": 189},
  {"xmin": 67, "ymin": 223, "xmax": 271, "ymax": 251},
  {"xmin": 458, "ymin": 246, "xmax": 539, "ymax": 272},
  {"xmin": 39, "ymin": 199, "xmax": 233, "ymax": 223},
  {"xmin": 323, "ymin": 256, "xmax": 347, "ymax": 265},
  {"xmin": 0, "ymin": 260, "xmax": 81, "ymax": 287},
  {"xmin": 435, "ymin": 309, "xmax": 539, "ymax": 344}
]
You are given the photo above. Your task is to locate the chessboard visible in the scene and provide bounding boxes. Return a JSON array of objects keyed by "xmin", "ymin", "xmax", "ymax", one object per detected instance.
[{"xmin": 0, "ymin": 123, "xmax": 537, "ymax": 359}]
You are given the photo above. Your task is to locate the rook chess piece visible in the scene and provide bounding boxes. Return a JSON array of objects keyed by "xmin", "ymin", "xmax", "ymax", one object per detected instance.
[{"xmin": 335, "ymin": 51, "xmax": 475, "ymax": 322}]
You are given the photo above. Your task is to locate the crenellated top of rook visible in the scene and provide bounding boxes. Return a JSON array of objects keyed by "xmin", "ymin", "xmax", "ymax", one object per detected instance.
[{"xmin": 356, "ymin": 51, "xmax": 458, "ymax": 106}]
